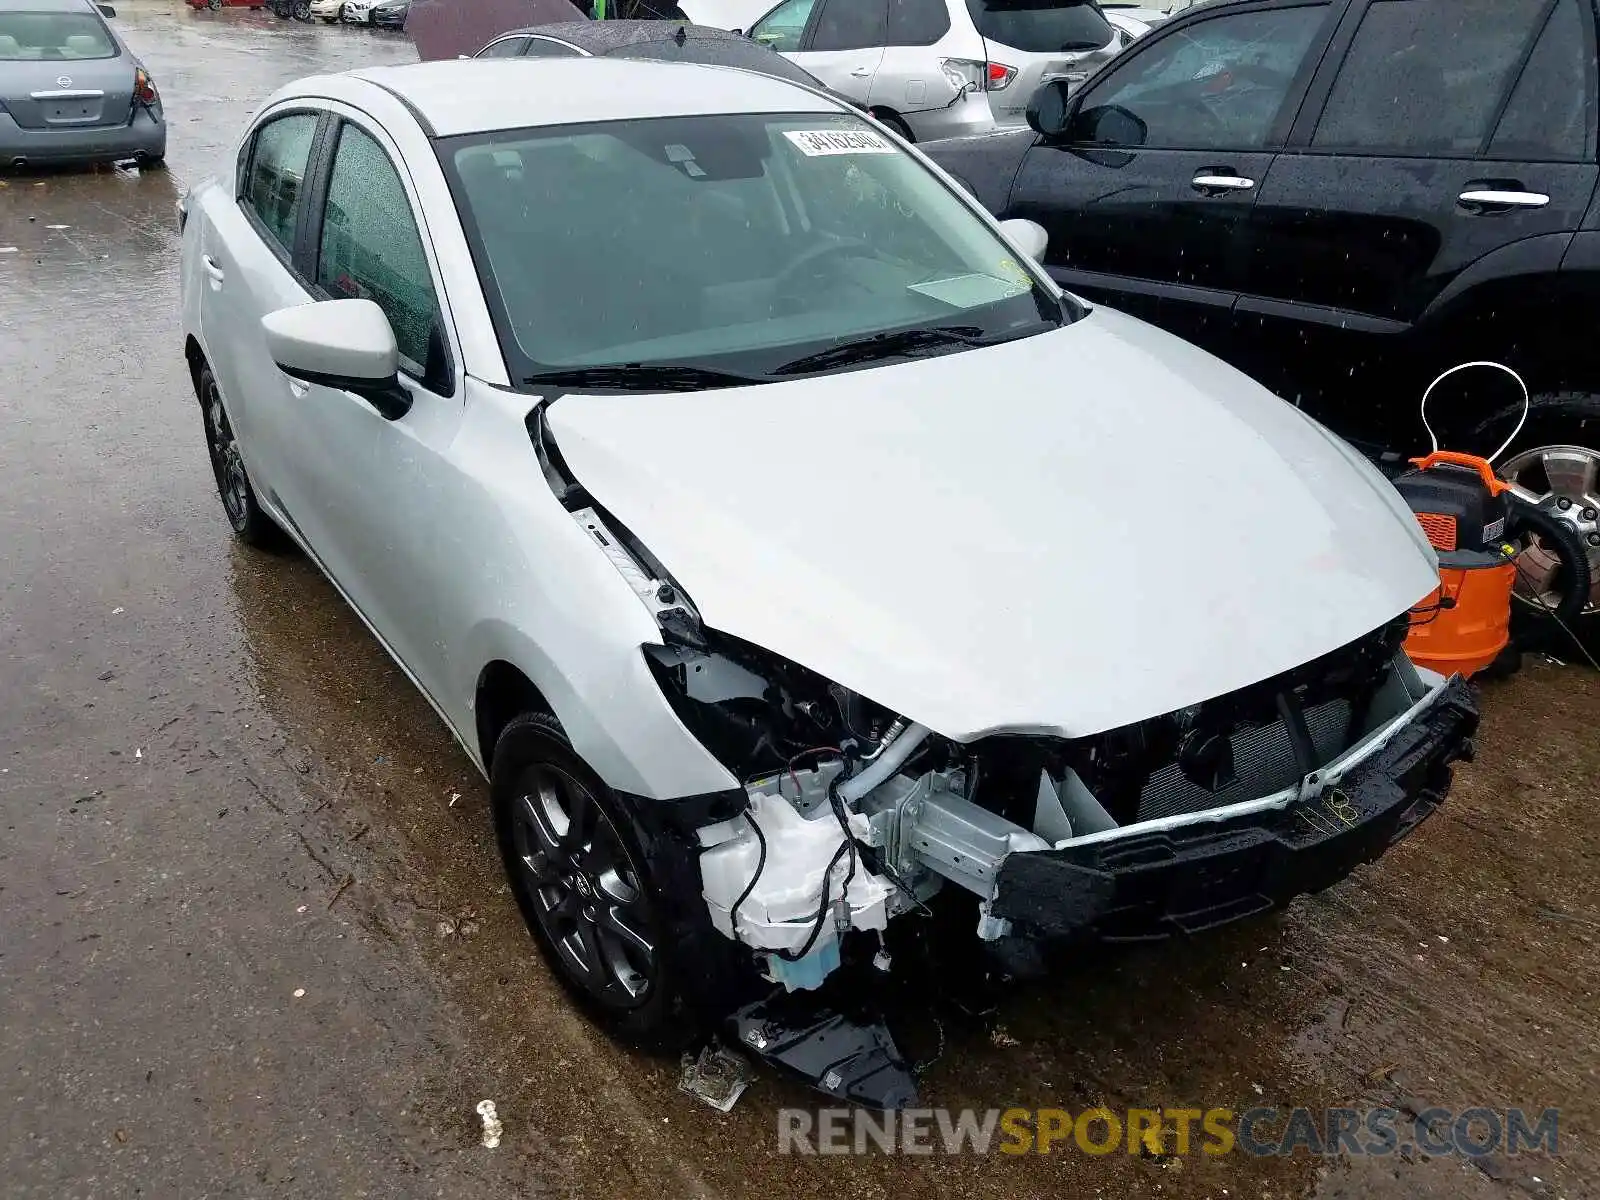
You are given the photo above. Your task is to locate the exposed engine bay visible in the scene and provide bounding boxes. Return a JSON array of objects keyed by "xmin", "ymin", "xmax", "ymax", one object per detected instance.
[{"xmin": 645, "ymin": 614, "xmax": 1452, "ymax": 994}]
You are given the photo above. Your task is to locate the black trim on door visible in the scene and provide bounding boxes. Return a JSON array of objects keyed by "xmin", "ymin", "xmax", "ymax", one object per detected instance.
[
  {"xmin": 291, "ymin": 111, "xmax": 337, "ymax": 276},
  {"xmin": 1233, "ymin": 293, "xmax": 1406, "ymax": 333},
  {"xmin": 1050, "ymin": 265, "xmax": 1238, "ymax": 311},
  {"xmin": 1283, "ymin": 0, "xmax": 1367, "ymax": 147},
  {"xmin": 796, "ymin": 0, "xmax": 835, "ymax": 50},
  {"xmin": 1478, "ymin": 0, "xmax": 1562, "ymax": 153}
]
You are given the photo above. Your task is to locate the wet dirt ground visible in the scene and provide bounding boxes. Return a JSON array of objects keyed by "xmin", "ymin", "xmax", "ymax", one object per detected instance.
[{"xmin": 1, "ymin": 6, "xmax": 1597, "ymax": 1197}]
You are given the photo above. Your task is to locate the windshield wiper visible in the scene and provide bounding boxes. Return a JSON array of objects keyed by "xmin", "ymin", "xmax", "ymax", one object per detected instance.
[
  {"xmin": 523, "ymin": 364, "xmax": 769, "ymax": 392},
  {"xmin": 771, "ymin": 325, "xmax": 988, "ymax": 376}
]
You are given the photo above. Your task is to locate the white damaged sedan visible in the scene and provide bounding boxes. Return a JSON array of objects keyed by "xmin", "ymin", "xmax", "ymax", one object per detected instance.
[{"xmin": 179, "ymin": 57, "xmax": 1477, "ymax": 1106}]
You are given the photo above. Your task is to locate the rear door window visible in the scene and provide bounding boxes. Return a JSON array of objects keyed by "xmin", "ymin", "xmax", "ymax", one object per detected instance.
[
  {"xmin": 315, "ymin": 123, "xmax": 447, "ymax": 386},
  {"xmin": 477, "ymin": 35, "xmax": 529, "ymax": 56},
  {"xmin": 1488, "ymin": 0, "xmax": 1594, "ymax": 162},
  {"xmin": 887, "ymin": 0, "xmax": 950, "ymax": 45},
  {"xmin": 810, "ymin": 0, "xmax": 886, "ymax": 50},
  {"xmin": 523, "ymin": 36, "xmax": 583, "ymax": 56},
  {"xmin": 240, "ymin": 112, "xmax": 319, "ymax": 257},
  {"xmin": 1072, "ymin": 5, "xmax": 1327, "ymax": 149},
  {"xmin": 964, "ymin": 0, "xmax": 1112, "ymax": 52},
  {"xmin": 1312, "ymin": 0, "xmax": 1551, "ymax": 154}
]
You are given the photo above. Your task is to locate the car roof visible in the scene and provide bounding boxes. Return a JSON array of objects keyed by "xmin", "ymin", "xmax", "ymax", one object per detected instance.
[
  {"xmin": 345, "ymin": 56, "xmax": 843, "ymax": 137},
  {"xmin": 495, "ymin": 20, "xmax": 825, "ymax": 88},
  {"xmin": 502, "ymin": 18, "xmax": 747, "ymax": 47}
]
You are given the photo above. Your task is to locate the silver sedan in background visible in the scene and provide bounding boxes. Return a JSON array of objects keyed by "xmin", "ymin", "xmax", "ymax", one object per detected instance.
[{"xmin": 0, "ymin": 0, "xmax": 165, "ymax": 168}]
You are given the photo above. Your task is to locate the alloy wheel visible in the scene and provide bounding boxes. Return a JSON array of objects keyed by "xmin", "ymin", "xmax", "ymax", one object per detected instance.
[
  {"xmin": 510, "ymin": 763, "xmax": 658, "ymax": 1008},
  {"xmin": 203, "ymin": 381, "xmax": 251, "ymax": 533},
  {"xmin": 1501, "ymin": 444, "xmax": 1600, "ymax": 616}
]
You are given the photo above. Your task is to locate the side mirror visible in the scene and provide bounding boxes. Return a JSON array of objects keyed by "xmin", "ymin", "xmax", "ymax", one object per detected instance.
[
  {"xmin": 262, "ymin": 299, "xmax": 412, "ymax": 421},
  {"xmin": 998, "ymin": 218, "xmax": 1048, "ymax": 263},
  {"xmin": 96, "ymin": 3, "xmax": 117, "ymax": 15},
  {"xmin": 1025, "ymin": 78, "xmax": 1080, "ymax": 139}
]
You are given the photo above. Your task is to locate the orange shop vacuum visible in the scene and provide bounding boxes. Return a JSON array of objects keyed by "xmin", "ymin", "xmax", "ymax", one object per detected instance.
[
  {"xmin": 1394, "ymin": 449, "xmax": 1517, "ymax": 679},
  {"xmin": 1394, "ymin": 362, "xmax": 1595, "ymax": 678},
  {"xmin": 1394, "ymin": 362, "xmax": 1526, "ymax": 679}
]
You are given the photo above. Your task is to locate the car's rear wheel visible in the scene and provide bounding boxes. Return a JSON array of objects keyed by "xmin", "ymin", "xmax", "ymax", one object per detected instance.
[
  {"xmin": 873, "ymin": 109, "xmax": 914, "ymax": 142},
  {"xmin": 293, "ymin": 0, "xmax": 310, "ymax": 18},
  {"xmin": 491, "ymin": 712, "xmax": 692, "ymax": 1048},
  {"xmin": 197, "ymin": 365, "xmax": 282, "ymax": 549}
]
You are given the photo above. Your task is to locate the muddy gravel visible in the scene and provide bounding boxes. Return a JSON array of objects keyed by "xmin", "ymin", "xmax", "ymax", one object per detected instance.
[{"xmin": 1, "ymin": 5, "xmax": 1596, "ymax": 1198}]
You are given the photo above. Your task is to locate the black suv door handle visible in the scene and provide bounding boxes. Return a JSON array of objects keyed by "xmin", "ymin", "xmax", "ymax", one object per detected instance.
[
  {"xmin": 1458, "ymin": 186, "xmax": 1550, "ymax": 211},
  {"xmin": 1192, "ymin": 170, "xmax": 1255, "ymax": 194}
]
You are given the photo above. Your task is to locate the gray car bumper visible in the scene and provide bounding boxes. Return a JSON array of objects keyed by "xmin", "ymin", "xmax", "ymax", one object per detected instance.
[{"xmin": 0, "ymin": 108, "xmax": 166, "ymax": 166}]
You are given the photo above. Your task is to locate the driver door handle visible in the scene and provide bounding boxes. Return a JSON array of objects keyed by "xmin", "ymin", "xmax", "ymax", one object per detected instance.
[
  {"xmin": 1192, "ymin": 172, "xmax": 1255, "ymax": 193},
  {"xmin": 201, "ymin": 254, "xmax": 225, "ymax": 282},
  {"xmin": 850, "ymin": 66, "xmax": 872, "ymax": 77}
]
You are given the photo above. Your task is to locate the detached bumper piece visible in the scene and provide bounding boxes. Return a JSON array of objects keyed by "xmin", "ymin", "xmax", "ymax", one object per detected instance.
[
  {"xmin": 991, "ymin": 678, "xmax": 1478, "ymax": 942},
  {"xmin": 727, "ymin": 992, "xmax": 919, "ymax": 1110}
]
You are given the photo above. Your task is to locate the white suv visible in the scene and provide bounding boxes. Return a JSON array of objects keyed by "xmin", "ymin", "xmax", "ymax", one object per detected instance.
[{"xmin": 744, "ymin": 0, "xmax": 1122, "ymax": 140}]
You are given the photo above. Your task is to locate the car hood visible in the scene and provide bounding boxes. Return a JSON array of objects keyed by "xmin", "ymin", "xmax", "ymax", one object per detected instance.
[{"xmin": 545, "ymin": 308, "xmax": 1438, "ymax": 741}]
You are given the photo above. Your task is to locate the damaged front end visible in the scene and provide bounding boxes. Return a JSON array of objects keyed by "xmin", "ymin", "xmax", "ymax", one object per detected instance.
[
  {"xmin": 645, "ymin": 615, "xmax": 1476, "ymax": 1105},
  {"xmin": 533, "ymin": 407, "xmax": 1477, "ymax": 1108}
]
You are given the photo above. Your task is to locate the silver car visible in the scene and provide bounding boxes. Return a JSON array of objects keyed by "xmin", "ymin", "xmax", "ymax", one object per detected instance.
[
  {"xmin": 744, "ymin": 0, "xmax": 1122, "ymax": 140},
  {"xmin": 0, "ymin": 0, "xmax": 165, "ymax": 168},
  {"xmin": 179, "ymin": 57, "xmax": 1476, "ymax": 1105}
]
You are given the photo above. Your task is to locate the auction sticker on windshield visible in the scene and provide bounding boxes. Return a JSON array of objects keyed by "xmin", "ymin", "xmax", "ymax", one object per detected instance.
[{"xmin": 784, "ymin": 129, "xmax": 894, "ymax": 156}]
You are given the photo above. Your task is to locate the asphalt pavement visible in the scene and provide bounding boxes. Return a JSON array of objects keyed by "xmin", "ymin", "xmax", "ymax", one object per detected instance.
[{"xmin": 1, "ymin": 6, "xmax": 1596, "ymax": 1198}]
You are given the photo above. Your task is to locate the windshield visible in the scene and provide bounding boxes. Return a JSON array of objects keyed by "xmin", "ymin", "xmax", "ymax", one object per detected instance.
[
  {"xmin": 441, "ymin": 112, "xmax": 1068, "ymax": 380},
  {"xmin": 0, "ymin": 12, "xmax": 117, "ymax": 59},
  {"xmin": 965, "ymin": 0, "xmax": 1113, "ymax": 52}
]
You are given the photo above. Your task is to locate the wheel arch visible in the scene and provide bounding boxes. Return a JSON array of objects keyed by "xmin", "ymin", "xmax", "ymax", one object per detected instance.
[
  {"xmin": 1413, "ymin": 236, "xmax": 1599, "ymax": 397},
  {"xmin": 457, "ymin": 614, "xmax": 737, "ymax": 801},
  {"xmin": 184, "ymin": 334, "xmax": 207, "ymax": 397},
  {"xmin": 474, "ymin": 658, "xmax": 554, "ymax": 772},
  {"xmin": 868, "ymin": 105, "xmax": 914, "ymax": 141}
]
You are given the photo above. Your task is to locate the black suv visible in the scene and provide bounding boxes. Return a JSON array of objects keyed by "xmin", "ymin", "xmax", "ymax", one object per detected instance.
[{"xmin": 925, "ymin": 0, "xmax": 1600, "ymax": 626}]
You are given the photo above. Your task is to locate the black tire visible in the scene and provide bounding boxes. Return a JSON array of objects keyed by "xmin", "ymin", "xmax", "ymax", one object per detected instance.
[
  {"xmin": 293, "ymin": 0, "xmax": 310, "ymax": 19},
  {"xmin": 196, "ymin": 364, "xmax": 283, "ymax": 549},
  {"xmin": 873, "ymin": 109, "xmax": 914, "ymax": 142},
  {"xmin": 491, "ymin": 712, "xmax": 711, "ymax": 1049},
  {"xmin": 137, "ymin": 153, "xmax": 165, "ymax": 169}
]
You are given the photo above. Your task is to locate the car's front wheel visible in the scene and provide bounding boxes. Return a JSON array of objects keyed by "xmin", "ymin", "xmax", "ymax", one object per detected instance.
[
  {"xmin": 197, "ymin": 365, "xmax": 281, "ymax": 548},
  {"xmin": 491, "ymin": 712, "xmax": 698, "ymax": 1048},
  {"xmin": 293, "ymin": 0, "xmax": 310, "ymax": 18},
  {"xmin": 1480, "ymin": 393, "xmax": 1600, "ymax": 640}
]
